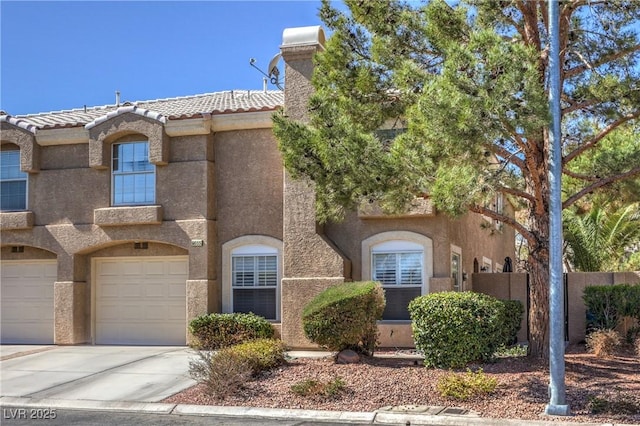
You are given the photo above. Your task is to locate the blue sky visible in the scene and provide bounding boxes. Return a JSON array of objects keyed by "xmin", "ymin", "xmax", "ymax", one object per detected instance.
[{"xmin": 1, "ymin": 1, "xmax": 330, "ymax": 116}]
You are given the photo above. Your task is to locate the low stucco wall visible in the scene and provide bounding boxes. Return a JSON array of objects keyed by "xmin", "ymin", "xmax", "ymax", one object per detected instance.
[{"xmin": 474, "ymin": 271, "xmax": 640, "ymax": 345}]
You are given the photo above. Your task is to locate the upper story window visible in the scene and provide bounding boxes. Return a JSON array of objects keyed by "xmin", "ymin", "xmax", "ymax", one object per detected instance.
[
  {"xmin": 112, "ymin": 142, "xmax": 155, "ymax": 206},
  {"xmin": 0, "ymin": 149, "xmax": 27, "ymax": 211}
]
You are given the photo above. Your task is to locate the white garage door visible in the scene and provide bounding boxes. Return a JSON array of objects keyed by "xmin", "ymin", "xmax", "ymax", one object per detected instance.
[
  {"xmin": 95, "ymin": 256, "xmax": 188, "ymax": 345},
  {"xmin": 1, "ymin": 260, "xmax": 56, "ymax": 344}
]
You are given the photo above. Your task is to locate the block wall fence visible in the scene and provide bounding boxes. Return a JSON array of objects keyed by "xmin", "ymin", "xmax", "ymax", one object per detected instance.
[{"xmin": 473, "ymin": 271, "xmax": 640, "ymax": 344}]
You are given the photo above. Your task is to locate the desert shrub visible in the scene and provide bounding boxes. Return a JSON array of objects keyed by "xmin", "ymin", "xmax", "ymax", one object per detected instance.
[
  {"xmin": 302, "ymin": 281, "xmax": 385, "ymax": 356},
  {"xmin": 220, "ymin": 338, "xmax": 286, "ymax": 375},
  {"xmin": 409, "ymin": 292, "xmax": 507, "ymax": 368},
  {"xmin": 587, "ymin": 393, "xmax": 640, "ymax": 415},
  {"xmin": 188, "ymin": 350, "xmax": 251, "ymax": 399},
  {"xmin": 585, "ymin": 329, "xmax": 622, "ymax": 358},
  {"xmin": 437, "ymin": 369, "xmax": 497, "ymax": 400},
  {"xmin": 501, "ymin": 299, "xmax": 524, "ymax": 346},
  {"xmin": 634, "ymin": 336, "xmax": 640, "ymax": 357},
  {"xmin": 583, "ymin": 284, "xmax": 640, "ymax": 333},
  {"xmin": 290, "ymin": 377, "xmax": 346, "ymax": 399},
  {"xmin": 189, "ymin": 312, "xmax": 274, "ymax": 350}
]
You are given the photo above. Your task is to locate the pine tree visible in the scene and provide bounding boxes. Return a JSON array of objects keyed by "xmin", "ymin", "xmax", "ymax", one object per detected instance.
[{"xmin": 273, "ymin": 0, "xmax": 640, "ymax": 358}]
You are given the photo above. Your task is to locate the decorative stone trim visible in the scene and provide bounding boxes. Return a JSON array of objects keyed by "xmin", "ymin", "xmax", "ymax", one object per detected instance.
[
  {"xmin": 85, "ymin": 106, "xmax": 166, "ymax": 130},
  {"xmin": 94, "ymin": 205, "xmax": 163, "ymax": 226},
  {"xmin": 221, "ymin": 235, "xmax": 283, "ymax": 320},
  {"xmin": 87, "ymin": 109, "xmax": 169, "ymax": 169},
  {"xmin": 0, "ymin": 211, "xmax": 35, "ymax": 230},
  {"xmin": 361, "ymin": 231, "xmax": 433, "ymax": 293},
  {"xmin": 1, "ymin": 120, "xmax": 40, "ymax": 173},
  {"xmin": 0, "ymin": 115, "xmax": 37, "ymax": 134}
]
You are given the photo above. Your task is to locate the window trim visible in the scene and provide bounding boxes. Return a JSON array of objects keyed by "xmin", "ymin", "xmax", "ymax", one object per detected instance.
[
  {"xmin": 222, "ymin": 236, "xmax": 283, "ymax": 322},
  {"xmin": 111, "ymin": 141, "xmax": 156, "ymax": 206},
  {"xmin": 451, "ymin": 244, "xmax": 463, "ymax": 291},
  {"xmin": 0, "ymin": 149, "xmax": 28, "ymax": 211}
]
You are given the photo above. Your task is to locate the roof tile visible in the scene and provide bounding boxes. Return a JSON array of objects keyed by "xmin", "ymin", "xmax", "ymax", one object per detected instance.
[{"xmin": 10, "ymin": 90, "xmax": 283, "ymax": 130}]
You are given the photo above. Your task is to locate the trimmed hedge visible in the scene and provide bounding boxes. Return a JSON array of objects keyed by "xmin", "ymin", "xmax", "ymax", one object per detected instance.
[
  {"xmin": 583, "ymin": 284, "xmax": 640, "ymax": 332},
  {"xmin": 219, "ymin": 338, "xmax": 287, "ymax": 375},
  {"xmin": 409, "ymin": 292, "xmax": 517, "ymax": 368},
  {"xmin": 189, "ymin": 312, "xmax": 274, "ymax": 350},
  {"xmin": 302, "ymin": 281, "xmax": 385, "ymax": 355},
  {"xmin": 501, "ymin": 299, "xmax": 525, "ymax": 346}
]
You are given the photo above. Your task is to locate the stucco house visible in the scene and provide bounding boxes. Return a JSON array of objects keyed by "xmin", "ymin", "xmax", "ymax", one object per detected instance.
[{"xmin": 0, "ymin": 26, "xmax": 514, "ymax": 348}]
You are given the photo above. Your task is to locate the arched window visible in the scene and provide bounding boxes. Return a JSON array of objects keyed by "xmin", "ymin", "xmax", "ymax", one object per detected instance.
[
  {"xmin": 222, "ymin": 236, "xmax": 282, "ymax": 321},
  {"xmin": 362, "ymin": 231, "xmax": 433, "ymax": 321},
  {"xmin": 1, "ymin": 146, "xmax": 27, "ymax": 211}
]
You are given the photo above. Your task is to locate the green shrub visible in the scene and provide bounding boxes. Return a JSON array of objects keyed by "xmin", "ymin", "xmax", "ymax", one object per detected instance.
[
  {"xmin": 437, "ymin": 368, "xmax": 497, "ymax": 400},
  {"xmin": 500, "ymin": 299, "xmax": 524, "ymax": 346},
  {"xmin": 585, "ymin": 329, "xmax": 621, "ymax": 358},
  {"xmin": 219, "ymin": 338, "xmax": 286, "ymax": 375},
  {"xmin": 494, "ymin": 344, "xmax": 528, "ymax": 358},
  {"xmin": 583, "ymin": 284, "xmax": 640, "ymax": 332},
  {"xmin": 409, "ymin": 292, "xmax": 507, "ymax": 368},
  {"xmin": 302, "ymin": 281, "xmax": 385, "ymax": 355},
  {"xmin": 188, "ymin": 350, "xmax": 251, "ymax": 399},
  {"xmin": 290, "ymin": 377, "xmax": 346, "ymax": 399},
  {"xmin": 189, "ymin": 312, "xmax": 274, "ymax": 350}
]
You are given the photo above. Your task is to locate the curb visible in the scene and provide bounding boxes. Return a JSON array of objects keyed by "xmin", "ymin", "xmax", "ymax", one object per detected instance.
[{"xmin": 0, "ymin": 396, "xmax": 637, "ymax": 426}]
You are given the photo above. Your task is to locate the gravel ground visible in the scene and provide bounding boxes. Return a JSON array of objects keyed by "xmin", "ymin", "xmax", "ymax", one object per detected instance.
[{"xmin": 164, "ymin": 344, "xmax": 640, "ymax": 424}]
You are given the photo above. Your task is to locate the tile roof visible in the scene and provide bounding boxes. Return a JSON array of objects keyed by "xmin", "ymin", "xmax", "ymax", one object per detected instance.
[{"xmin": 3, "ymin": 90, "xmax": 284, "ymax": 130}]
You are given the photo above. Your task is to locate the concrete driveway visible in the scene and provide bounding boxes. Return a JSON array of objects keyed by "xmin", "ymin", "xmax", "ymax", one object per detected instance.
[{"xmin": 0, "ymin": 345, "xmax": 197, "ymax": 402}]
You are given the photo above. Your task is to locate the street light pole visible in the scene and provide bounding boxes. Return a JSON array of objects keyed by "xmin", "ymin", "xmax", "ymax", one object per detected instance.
[{"xmin": 545, "ymin": 0, "xmax": 570, "ymax": 416}]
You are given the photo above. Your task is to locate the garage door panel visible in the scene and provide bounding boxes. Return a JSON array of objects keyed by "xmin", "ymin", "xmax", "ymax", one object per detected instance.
[
  {"xmin": 1, "ymin": 260, "xmax": 56, "ymax": 344},
  {"xmin": 95, "ymin": 257, "xmax": 187, "ymax": 345}
]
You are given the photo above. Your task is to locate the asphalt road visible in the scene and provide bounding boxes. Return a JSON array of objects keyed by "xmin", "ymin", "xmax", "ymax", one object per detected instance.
[{"xmin": 0, "ymin": 407, "xmax": 375, "ymax": 426}]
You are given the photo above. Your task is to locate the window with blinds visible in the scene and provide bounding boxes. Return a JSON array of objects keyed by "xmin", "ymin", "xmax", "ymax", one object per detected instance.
[
  {"xmin": 372, "ymin": 251, "xmax": 422, "ymax": 320},
  {"xmin": 232, "ymin": 254, "xmax": 277, "ymax": 320},
  {"xmin": 372, "ymin": 252, "xmax": 422, "ymax": 286}
]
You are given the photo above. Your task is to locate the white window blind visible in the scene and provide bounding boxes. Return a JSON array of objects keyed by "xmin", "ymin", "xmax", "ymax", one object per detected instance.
[{"xmin": 373, "ymin": 252, "xmax": 422, "ymax": 286}]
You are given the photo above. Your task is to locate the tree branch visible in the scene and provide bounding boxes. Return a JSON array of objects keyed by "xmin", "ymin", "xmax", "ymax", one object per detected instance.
[
  {"xmin": 563, "ymin": 166, "xmax": 640, "ymax": 209},
  {"xmin": 497, "ymin": 185, "xmax": 536, "ymax": 204},
  {"xmin": 564, "ymin": 111, "xmax": 640, "ymax": 164},
  {"xmin": 487, "ymin": 142, "xmax": 526, "ymax": 172},
  {"xmin": 562, "ymin": 168, "xmax": 597, "ymax": 181},
  {"xmin": 469, "ymin": 203, "xmax": 536, "ymax": 245},
  {"xmin": 564, "ymin": 44, "xmax": 640, "ymax": 79},
  {"xmin": 562, "ymin": 97, "xmax": 598, "ymax": 115}
]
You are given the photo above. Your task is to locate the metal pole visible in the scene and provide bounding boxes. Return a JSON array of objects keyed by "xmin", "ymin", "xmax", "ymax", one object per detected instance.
[{"xmin": 545, "ymin": 0, "xmax": 570, "ymax": 416}]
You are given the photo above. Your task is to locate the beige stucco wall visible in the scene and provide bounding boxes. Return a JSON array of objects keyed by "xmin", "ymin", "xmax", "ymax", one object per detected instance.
[
  {"xmin": 1, "ymin": 113, "xmax": 217, "ymax": 344},
  {"xmin": 325, "ymin": 213, "xmax": 452, "ymax": 280},
  {"xmin": 451, "ymin": 209, "xmax": 517, "ymax": 291},
  {"xmin": 214, "ymin": 128, "xmax": 283, "ymax": 244}
]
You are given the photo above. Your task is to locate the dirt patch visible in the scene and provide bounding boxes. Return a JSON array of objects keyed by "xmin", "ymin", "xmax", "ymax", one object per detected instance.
[{"xmin": 164, "ymin": 344, "xmax": 640, "ymax": 424}]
